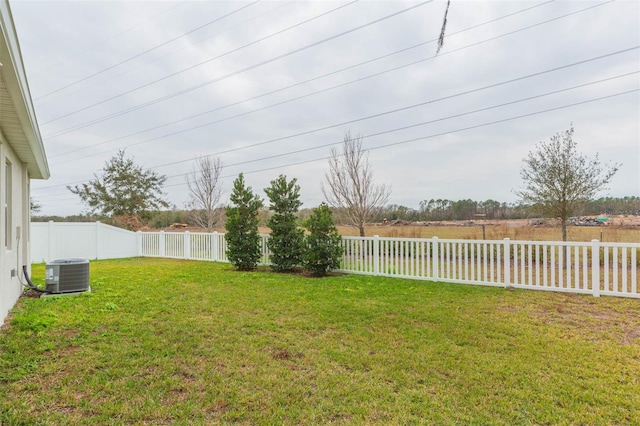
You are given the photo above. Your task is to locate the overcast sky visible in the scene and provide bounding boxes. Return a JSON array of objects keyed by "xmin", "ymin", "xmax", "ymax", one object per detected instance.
[{"xmin": 9, "ymin": 0, "xmax": 640, "ymax": 216}]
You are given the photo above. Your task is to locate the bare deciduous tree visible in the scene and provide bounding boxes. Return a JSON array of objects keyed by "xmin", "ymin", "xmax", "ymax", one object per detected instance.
[
  {"xmin": 515, "ymin": 125, "xmax": 620, "ymax": 241},
  {"xmin": 322, "ymin": 131, "xmax": 391, "ymax": 237},
  {"xmin": 186, "ymin": 156, "xmax": 224, "ymax": 231}
]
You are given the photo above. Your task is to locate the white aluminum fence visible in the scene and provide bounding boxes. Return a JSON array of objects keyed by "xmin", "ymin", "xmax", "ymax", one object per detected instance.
[
  {"xmin": 137, "ymin": 231, "xmax": 640, "ymax": 299},
  {"xmin": 30, "ymin": 223, "xmax": 639, "ymax": 298},
  {"xmin": 139, "ymin": 231, "xmax": 270, "ymax": 265},
  {"xmin": 338, "ymin": 236, "xmax": 639, "ymax": 298}
]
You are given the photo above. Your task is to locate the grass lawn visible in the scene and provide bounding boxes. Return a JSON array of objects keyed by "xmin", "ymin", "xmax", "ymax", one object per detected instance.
[{"xmin": 1, "ymin": 258, "xmax": 639, "ymax": 425}]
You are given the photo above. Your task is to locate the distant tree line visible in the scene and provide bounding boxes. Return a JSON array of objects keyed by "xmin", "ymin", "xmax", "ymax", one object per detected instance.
[
  {"xmin": 31, "ymin": 210, "xmax": 195, "ymax": 229},
  {"xmin": 32, "ymin": 196, "xmax": 639, "ymax": 228},
  {"xmin": 32, "ymin": 126, "xmax": 634, "ymax": 241},
  {"xmin": 382, "ymin": 199, "xmax": 531, "ymax": 222},
  {"xmin": 372, "ymin": 196, "xmax": 639, "ymax": 223},
  {"xmin": 417, "ymin": 199, "xmax": 528, "ymax": 221},
  {"xmin": 370, "ymin": 200, "xmax": 529, "ymax": 222},
  {"xmin": 580, "ymin": 196, "xmax": 640, "ymax": 216}
]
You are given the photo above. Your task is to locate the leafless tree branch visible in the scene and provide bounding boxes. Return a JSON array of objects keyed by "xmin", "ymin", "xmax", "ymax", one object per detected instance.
[
  {"xmin": 186, "ymin": 156, "xmax": 224, "ymax": 231},
  {"xmin": 322, "ymin": 131, "xmax": 391, "ymax": 236}
]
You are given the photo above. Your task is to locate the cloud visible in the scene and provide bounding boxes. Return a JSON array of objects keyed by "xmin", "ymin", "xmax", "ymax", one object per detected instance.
[{"xmin": 9, "ymin": 0, "xmax": 639, "ymax": 216}]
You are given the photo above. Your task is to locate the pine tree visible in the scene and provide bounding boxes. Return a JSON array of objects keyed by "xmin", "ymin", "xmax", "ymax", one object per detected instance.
[
  {"xmin": 264, "ymin": 175, "xmax": 305, "ymax": 272},
  {"xmin": 303, "ymin": 203, "xmax": 343, "ymax": 277},
  {"xmin": 225, "ymin": 173, "xmax": 264, "ymax": 270}
]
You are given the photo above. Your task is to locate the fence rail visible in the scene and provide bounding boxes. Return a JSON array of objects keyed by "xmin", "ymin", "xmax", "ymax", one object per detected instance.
[
  {"xmin": 138, "ymin": 231, "xmax": 640, "ymax": 299},
  {"xmin": 29, "ymin": 223, "xmax": 639, "ymax": 299}
]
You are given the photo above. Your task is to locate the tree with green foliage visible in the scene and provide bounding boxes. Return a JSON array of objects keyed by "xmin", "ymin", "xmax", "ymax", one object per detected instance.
[
  {"xmin": 515, "ymin": 125, "xmax": 620, "ymax": 241},
  {"xmin": 303, "ymin": 203, "xmax": 343, "ymax": 277},
  {"xmin": 30, "ymin": 197, "xmax": 41, "ymax": 215},
  {"xmin": 68, "ymin": 150, "xmax": 168, "ymax": 227},
  {"xmin": 264, "ymin": 175, "xmax": 305, "ymax": 272},
  {"xmin": 225, "ymin": 173, "xmax": 264, "ymax": 271}
]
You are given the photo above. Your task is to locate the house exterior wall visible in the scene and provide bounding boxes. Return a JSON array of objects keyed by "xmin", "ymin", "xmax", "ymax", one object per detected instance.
[
  {"xmin": 0, "ymin": 133, "xmax": 30, "ymax": 325},
  {"xmin": 0, "ymin": 0, "xmax": 49, "ymax": 325}
]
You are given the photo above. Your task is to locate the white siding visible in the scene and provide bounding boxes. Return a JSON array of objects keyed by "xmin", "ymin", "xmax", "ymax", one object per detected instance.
[{"xmin": 0, "ymin": 139, "xmax": 28, "ymax": 325}]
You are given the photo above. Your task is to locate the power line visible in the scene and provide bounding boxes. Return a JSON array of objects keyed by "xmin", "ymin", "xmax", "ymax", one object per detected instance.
[
  {"xmin": 40, "ymin": 87, "xmax": 633, "ymax": 200},
  {"xmin": 180, "ymin": 89, "xmax": 639, "ymax": 186},
  {"xmin": 31, "ymin": 1, "xmax": 188, "ymax": 79},
  {"xmin": 162, "ymin": 72, "xmax": 639, "ymax": 182},
  {"xmin": 45, "ymin": 2, "xmax": 618, "ymax": 160},
  {"xmin": 35, "ymin": 1, "xmax": 262, "ymax": 101},
  {"xmin": 35, "ymin": 2, "xmax": 295, "ymax": 109},
  {"xmin": 34, "ymin": 72, "xmax": 638, "ymax": 197},
  {"xmin": 51, "ymin": 1, "xmax": 622, "ymax": 144},
  {"xmin": 48, "ymin": 0, "xmax": 558, "ymax": 159},
  {"xmin": 40, "ymin": 0, "xmax": 431, "ymax": 130},
  {"xmin": 48, "ymin": 45, "xmax": 640, "ymax": 169}
]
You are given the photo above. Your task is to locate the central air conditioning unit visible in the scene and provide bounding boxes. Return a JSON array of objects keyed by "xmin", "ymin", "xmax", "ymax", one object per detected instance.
[{"xmin": 45, "ymin": 258, "xmax": 90, "ymax": 294}]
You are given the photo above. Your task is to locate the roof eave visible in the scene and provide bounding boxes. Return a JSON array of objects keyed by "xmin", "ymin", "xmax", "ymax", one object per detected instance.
[{"xmin": 0, "ymin": 0, "xmax": 49, "ymax": 180}]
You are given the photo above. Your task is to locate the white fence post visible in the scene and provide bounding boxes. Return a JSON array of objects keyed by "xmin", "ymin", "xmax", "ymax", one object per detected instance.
[
  {"xmin": 95, "ymin": 221, "xmax": 101, "ymax": 260},
  {"xmin": 591, "ymin": 239, "xmax": 600, "ymax": 297},
  {"xmin": 432, "ymin": 237, "xmax": 439, "ymax": 281},
  {"xmin": 184, "ymin": 232, "xmax": 191, "ymax": 259},
  {"xmin": 136, "ymin": 231, "xmax": 142, "ymax": 256},
  {"xmin": 373, "ymin": 235, "xmax": 380, "ymax": 275},
  {"xmin": 503, "ymin": 238, "xmax": 511, "ymax": 286},
  {"xmin": 212, "ymin": 232, "xmax": 219, "ymax": 262},
  {"xmin": 31, "ymin": 225, "xmax": 640, "ymax": 299},
  {"xmin": 48, "ymin": 220, "xmax": 54, "ymax": 262}
]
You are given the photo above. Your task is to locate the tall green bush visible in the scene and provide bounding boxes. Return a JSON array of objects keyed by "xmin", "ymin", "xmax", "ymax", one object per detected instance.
[
  {"xmin": 304, "ymin": 203, "xmax": 343, "ymax": 277},
  {"xmin": 264, "ymin": 175, "xmax": 305, "ymax": 272},
  {"xmin": 225, "ymin": 173, "xmax": 264, "ymax": 271}
]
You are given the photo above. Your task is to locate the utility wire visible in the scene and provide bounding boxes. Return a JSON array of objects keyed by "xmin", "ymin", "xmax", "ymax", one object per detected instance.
[
  {"xmin": 48, "ymin": 45, "xmax": 640, "ymax": 168},
  {"xmin": 48, "ymin": 0, "xmax": 557, "ymax": 159},
  {"xmin": 40, "ymin": 0, "xmax": 430, "ymax": 129},
  {"xmin": 159, "ymin": 71, "xmax": 639, "ymax": 183},
  {"xmin": 174, "ymin": 88, "xmax": 639, "ymax": 185},
  {"xmin": 35, "ymin": 1, "xmax": 261, "ymax": 101},
  {"xmin": 44, "ymin": 1, "xmax": 615, "ymax": 152},
  {"xmin": 37, "ymin": 87, "xmax": 638, "ymax": 200},
  {"xmin": 34, "ymin": 72, "xmax": 638, "ymax": 197},
  {"xmin": 32, "ymin": 1, "xmax": 188, "ymax": 78},
  {"xmin": 48, "ymin": 1, "xmax": 619, "ymax": 142},
  {"xmin": 35, "ymin": 2, "xmax": 294, "ymax": 109}
]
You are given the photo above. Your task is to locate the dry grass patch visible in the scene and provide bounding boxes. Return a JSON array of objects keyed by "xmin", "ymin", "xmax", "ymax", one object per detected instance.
[{"xmin": 340, "ymin": 223, "xmax": 640, "ymax": 242}]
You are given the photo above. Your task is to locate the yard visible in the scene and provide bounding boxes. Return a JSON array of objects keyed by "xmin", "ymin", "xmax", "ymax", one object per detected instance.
[{"xmin": 1, "ymin": 258, "xmax": 638, "ymax": 424}]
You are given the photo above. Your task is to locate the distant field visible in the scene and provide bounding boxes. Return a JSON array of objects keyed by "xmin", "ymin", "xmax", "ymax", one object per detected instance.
[
  {"xmin": 167, "ymin": 219, "xmax": 640, "ymax": 243},
  {"xmin": 337, "ymin": 223, "xmax": 640, "ymax": 243}
]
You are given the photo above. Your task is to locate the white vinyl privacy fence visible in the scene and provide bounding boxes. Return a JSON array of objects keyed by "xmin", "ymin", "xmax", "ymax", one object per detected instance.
[
  {"xmin": 32, "ymin": 223, "xmax": 640, "ymax": 298},
  {"xmin": 31, "ymin": 221, "xmax": 139, "ymax": 263}
]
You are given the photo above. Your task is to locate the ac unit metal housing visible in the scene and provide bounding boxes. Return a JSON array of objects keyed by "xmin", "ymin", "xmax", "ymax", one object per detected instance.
[{"xmin": 45, "ymin": 258, "xmax": 90, "ymax": 294}]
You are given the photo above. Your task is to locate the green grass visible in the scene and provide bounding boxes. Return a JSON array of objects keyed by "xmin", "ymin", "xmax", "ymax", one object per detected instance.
[{"xmin": 1, "ymin": 258, "xmax": 639, "ymax": 425}]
